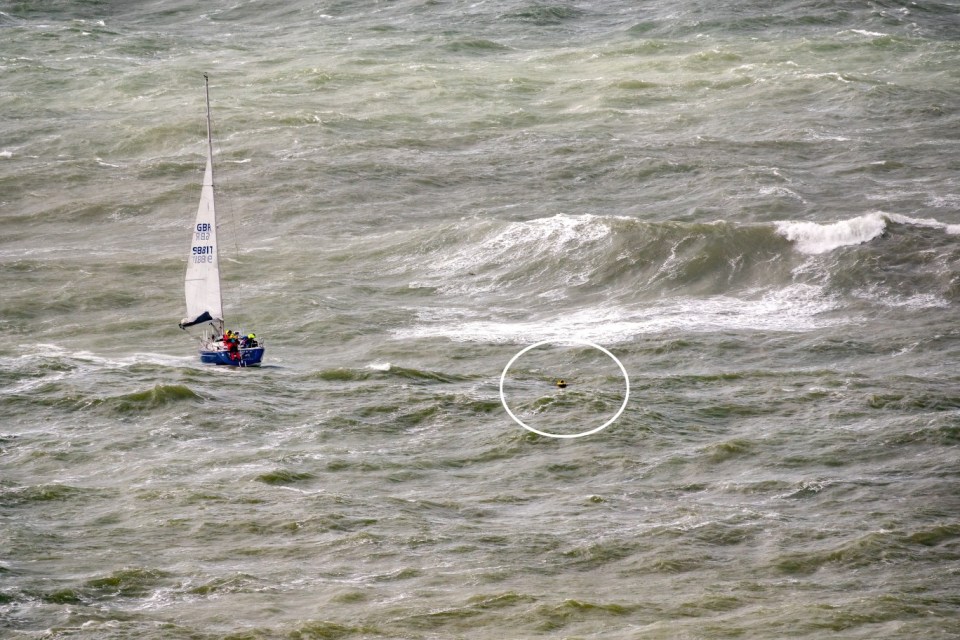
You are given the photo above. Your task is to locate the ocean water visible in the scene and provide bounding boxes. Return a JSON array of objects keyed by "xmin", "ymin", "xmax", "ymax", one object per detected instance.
[{"xmin": 2, "ymin": 1, "xmax": 960, "ymax": 638}]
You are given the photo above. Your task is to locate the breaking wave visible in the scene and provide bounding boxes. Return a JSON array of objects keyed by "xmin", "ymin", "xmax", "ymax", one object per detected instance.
[
  {"xmin": 774, "ymin": 211, "xmax": 960, "ymax": 254},
  {"xmin": 398, "ymin": 211, "xmax": 958, "ymax": 297},
  {"xmin": 385, "ymin": 211, "xmax": 959, "ymax": 343}
]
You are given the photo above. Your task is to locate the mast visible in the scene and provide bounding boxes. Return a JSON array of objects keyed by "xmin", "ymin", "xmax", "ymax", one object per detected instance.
[
  {"xmin": 204, "ymin": 73, "xmax": 223, "ymax": 333},
  {"xmin": 204, "ymin": 74, "xmax": 215, "ymax": 204}
]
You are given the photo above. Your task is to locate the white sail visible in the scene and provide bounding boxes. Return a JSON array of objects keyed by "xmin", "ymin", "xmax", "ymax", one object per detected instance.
[
  {"xmin": 180, "ymin": 75, "xmax": 265, "ymax": 366},
  {"xmin": 180, "ymin": 77, "xmax": 223, "ymax": 330}
]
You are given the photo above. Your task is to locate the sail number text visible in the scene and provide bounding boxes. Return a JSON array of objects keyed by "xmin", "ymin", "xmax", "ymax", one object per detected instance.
[
  {"xmin": 192, "ymin": 224, "xmax": 214, "ymax": 263},
  {"xmin": 192, "ymin": 244, "xmax": 214, "ymax": 263}
]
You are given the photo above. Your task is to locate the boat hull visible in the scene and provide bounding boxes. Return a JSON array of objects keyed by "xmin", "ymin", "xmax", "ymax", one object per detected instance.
[{"xmin": 200, "ymin": 347, "xmax": 265, "ymax": 366}]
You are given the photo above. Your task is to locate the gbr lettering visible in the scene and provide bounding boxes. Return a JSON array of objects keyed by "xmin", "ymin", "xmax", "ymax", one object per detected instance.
[{"xmin": 195, "ymin": 222, "xmax": 212, "ymax": 242}]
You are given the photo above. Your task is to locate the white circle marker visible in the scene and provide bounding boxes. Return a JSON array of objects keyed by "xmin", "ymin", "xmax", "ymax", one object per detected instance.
[{"xmin": 499, "ymin": 339, "xmax": 630, "ymax": 439}]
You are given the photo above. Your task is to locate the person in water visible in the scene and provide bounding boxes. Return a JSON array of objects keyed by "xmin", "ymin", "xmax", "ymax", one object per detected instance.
[{"xmin": 556, "ymin": 379, "xmax": 567, "ymax": 388}]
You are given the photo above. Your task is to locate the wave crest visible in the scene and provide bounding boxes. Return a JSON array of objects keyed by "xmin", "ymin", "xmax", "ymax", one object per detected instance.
[
  {"xmin": 775, "ymin": 211, "xmax": 960, "ymax": 254},
  {"xmin": 774, "ymin": 212, "xmax": 888, "ymax": 254},
  {"xmin": 392, "ymin": 212, "xmax": 958, "ymax": 343}
]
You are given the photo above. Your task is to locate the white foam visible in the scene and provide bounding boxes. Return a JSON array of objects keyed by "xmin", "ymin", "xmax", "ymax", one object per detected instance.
[
  {"xmin": 366, "ymin": 362, "xmax": 392, "ymax": 371},
  {"xmin": 801, "ymin": 72, "xmax": 852, "ymax": 83},
  {"xmin": 886, "ymin": 212, "xmax": 960, "ymax": 235},
  {"xmin": 776, "ymin": 212, "xmax": 960, "ymax": 254},
  {"xmin": 925, "ymin": 194, "xmax": 960, "ymax": 210},
  {"xmin": 774, "ymin": 213, "xmax": 888, "ymax": 254},
  {"xmin": 397, "ymin": 284, "xmax": 842, "ymax": 345},
  {"xmin": 853, "ymin": 290, "xmax": 949, "ymax": 309},
  {"xmin": 846, "ymin": 29, "xmax": 888, "ymax": 38},
  {"xmin": 9, "ymin": 345, "xmax": 191, "ymax": 369},
  {"xmin": 21, "ymin": 343, "xmax": 69, "ymax": 357},
  {"xmin": 414, "ymin": 214, "xmax": 616, "ymax": 293}
]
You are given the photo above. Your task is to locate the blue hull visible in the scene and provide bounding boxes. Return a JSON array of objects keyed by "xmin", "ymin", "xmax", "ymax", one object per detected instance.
[{"xmin": 200, "ymin": 347, "xmax": 265, "ymax": 366}]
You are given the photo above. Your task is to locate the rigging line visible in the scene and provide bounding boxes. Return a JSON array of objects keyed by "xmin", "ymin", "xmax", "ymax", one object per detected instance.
[{"xmin": 209, "ymin": 109, "xmax": 242, "ymax": 260}]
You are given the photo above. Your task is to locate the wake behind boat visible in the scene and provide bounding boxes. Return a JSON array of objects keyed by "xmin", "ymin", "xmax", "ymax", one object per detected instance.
[{"xmin": 178, "ymin": 74, "xmax": 265, "ymax": 367}]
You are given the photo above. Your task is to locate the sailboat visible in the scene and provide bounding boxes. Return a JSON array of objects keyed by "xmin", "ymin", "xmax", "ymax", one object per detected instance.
[{"xmin": 178, "ymin": 74, "xmax": 265, "ymax": 366}]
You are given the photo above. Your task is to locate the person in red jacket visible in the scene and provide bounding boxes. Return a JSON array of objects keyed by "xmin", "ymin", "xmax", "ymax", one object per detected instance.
[{"xmin": 223, "ymin": 330, "xmax": 240, "ymax": 361}]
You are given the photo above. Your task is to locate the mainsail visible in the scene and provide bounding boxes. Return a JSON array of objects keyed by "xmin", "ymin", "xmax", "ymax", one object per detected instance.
[{"xmin": 180, "ymin": 75, "xmax": 223, "ymax": 330}]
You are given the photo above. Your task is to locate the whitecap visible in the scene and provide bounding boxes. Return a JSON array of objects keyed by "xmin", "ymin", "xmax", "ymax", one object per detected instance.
[
  {"xmin": 846, "ymin": 29, "xmax": 888, "ymax": 38},
  {"xmin": 886, "ymin": 212, "xmax": 960, "ymax": 235},
  {"xmin": 774, "ymin": 212, "xmax": 888, "ymax": 254},
  {"xmin": 775, "ymin": 211, "xmax": 960, "ymax": 254}
]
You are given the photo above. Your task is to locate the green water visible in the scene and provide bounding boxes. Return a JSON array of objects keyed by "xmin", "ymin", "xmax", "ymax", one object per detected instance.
[{"xmin": 2, "ymin": 1, "xmax": 959, "ymax": 638}]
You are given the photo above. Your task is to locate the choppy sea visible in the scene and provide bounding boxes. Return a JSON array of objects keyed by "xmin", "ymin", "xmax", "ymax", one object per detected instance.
[{"xmin": 2, "ymin": 1, "xmax": 960, "ymax": 638}]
